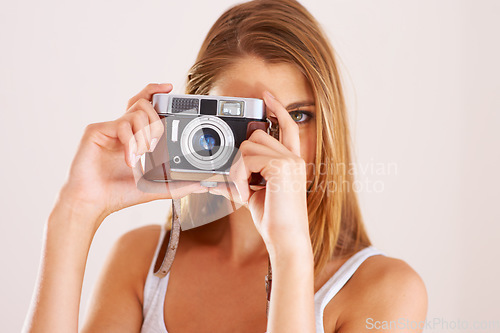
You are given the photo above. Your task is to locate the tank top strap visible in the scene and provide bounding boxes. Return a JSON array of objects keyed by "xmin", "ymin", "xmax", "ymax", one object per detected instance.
[
  {"xmin": 143, "ymin": 224, "xmax": 168, "ymax": 313},
  {"xmin": 314, "ymin": 246, "xmax": 386, "ymax": 333}
]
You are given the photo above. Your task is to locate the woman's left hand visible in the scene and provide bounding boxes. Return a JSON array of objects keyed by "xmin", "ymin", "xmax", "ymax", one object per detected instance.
[{"xmin": 209, "ymin": 91, "xmax": 312, "ymax": 256}]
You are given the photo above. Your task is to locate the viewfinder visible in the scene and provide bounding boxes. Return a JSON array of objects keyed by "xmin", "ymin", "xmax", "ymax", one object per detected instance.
[{"xmin": 219, "ymin": 101, "xmax": 243, "ymax": 117}]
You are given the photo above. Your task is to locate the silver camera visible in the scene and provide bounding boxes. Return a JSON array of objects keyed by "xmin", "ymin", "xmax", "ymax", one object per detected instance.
[{"xmin": 143, "ymin": 94, "xmax": 277, "ymax": 186}]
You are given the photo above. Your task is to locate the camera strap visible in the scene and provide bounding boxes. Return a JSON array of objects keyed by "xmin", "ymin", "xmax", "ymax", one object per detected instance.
[
  {"xmin": 153, "ymin": 198, "xmax": 182, "ymax": 278},
  {"xmin": 265, "ymin": 254, "xmax": 272, "ymax": 319}
]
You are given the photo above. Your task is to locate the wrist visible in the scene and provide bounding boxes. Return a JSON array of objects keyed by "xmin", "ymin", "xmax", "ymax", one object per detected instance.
[
  {"xmin": 50, "ymin": 191, "xmax": 108, "ymax": 237},
  {"xmin": 59, "ymin": 183, "xmax": 109, "ymax": 214},
  {"xmin": 267, "ymin": 236, "xmax": 314, "ymax": 266}
]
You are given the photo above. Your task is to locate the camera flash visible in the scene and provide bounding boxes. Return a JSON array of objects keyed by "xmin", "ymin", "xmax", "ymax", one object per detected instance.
[{"xmin": 219, "ymin": 101, "xmax": 243, "ymax": 117}]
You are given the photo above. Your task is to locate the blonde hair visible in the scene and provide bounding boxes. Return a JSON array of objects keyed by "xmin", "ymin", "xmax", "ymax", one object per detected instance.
[{"xmin": 166, "ymin": 0, "xmax": 371, "ymax": 278}]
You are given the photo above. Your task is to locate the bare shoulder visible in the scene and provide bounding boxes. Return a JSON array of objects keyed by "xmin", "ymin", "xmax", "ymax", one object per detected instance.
[
  {"xmin": 81, "ymin": 224, "xmax": 166, "ymax": 332},
  {"xmin": 335, "ymin": 255, "xmax": 428, "ymax": 333},
  {"xmin": 114, "ymin": 224, "xmax": 165, "ymax": 295},
  {"xmin": 115, "ymin": 223, "xmax": 163, "ymax": 256},
  {"xmin": 352, "ymin": 255, "xmax": 427, "ymax": 297}
]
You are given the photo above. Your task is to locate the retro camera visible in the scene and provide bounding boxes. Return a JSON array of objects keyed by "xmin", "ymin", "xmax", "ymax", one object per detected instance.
[{"xmin": 143, "ymin": 94, "xmax": 278, "ymax": 187}]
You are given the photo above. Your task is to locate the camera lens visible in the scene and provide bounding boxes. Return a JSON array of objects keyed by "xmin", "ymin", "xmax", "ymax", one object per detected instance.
[
  {"xmin": 199, "ymin": 134, "xmax": 215, "ymax": 151},
  {"xmin": 192, "ymin": 128, "xmax": 221, "ymax": 157},
  {"xmin": 200, "ymin": 134, "xmax": 215, "ymax": 150},
  {"xmin": 180, "ymin": 116, "xmax": 235, "ymax": 171}
]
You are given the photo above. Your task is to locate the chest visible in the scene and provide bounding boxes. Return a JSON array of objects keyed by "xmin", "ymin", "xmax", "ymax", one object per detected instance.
[
  {"xmin": 163, "ymin": 252, "xmax": 269, "ymax": 332},
  {"xmin": 159, "ymin": 246, "xmax": 346, "ymax": 333}
]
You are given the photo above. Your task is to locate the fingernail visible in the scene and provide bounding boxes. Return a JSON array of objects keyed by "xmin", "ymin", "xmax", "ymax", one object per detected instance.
[
  {"xmin": 134, "ymin": 154, "xmax": 141, "ymax": 166},
  {"xmin": 149, "ymin": 138, "xmax": 158, "ymax": 152},
  {"xmin": 130, "ymin": 152, "xmax": 140, "ymax": 167},
  {"xmin": 130, "ymin": 152, "xmax": 137, "ymax": 167},
  {"xmin": 265, "ymin": 91, "xmax": 275, "ymax": 99}
]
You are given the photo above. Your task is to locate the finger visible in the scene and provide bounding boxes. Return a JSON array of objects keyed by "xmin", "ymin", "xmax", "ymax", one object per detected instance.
[
  {"xmin": 115, "ymin": 119, "xmax": 139, "ymax": 167},
  {"xmin": 233, "ymin": 140, "xmax": 285, "ymax": 201},
  {"xmin": 238, "ymin": 139, "xmax": 278, "ymax": 158},
  {"xmin": 129, "ymin": 148, "xmax": 209, "ymax": 198},
  {"xmin": 228, "ymin": 150, "xmax": 252, "ymax": 203},
  {"xmin": 126, "ymin": 148, "xmax": 211, "ymax": 199},
  {"xmin": 127, "ymin": 98, "xmax": 165, "ymax": 149},
  {"xmin": 127, "ymin": 83, "xmax": 173, "ymax": 110},
  {"xmin": 161, "ymin": 182, "xmax": 209, "ymax": 199},
  {"xmin": 232, "ymin": 154, "xmax": 271, "ymax": 186},
  {"xmin": 263, "ymin": 91, "xmax": 301, "ymax": 157},
  {"xmin": 128, "ymin": 111, "xmax": 151, "ymax": 156},
  {"xmin": 134, "ymin": 170, "xmax": 209, "ymax": 199},
  {"xmin": 245, "ymin": 129, "xmax": 291, "ymax": 156},
  {"xmin": 208, "ymin": 181, "xmax": 249, "ymax": 206},
  {"xmin": 234, "ymin": 155, "xmax": 285, "ymax": 184}
]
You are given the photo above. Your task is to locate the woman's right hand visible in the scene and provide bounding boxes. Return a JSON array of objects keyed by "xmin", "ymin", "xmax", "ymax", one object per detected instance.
[{"xmin": 58, "ymin": 83, "xmax": 207, "ymax": 226}]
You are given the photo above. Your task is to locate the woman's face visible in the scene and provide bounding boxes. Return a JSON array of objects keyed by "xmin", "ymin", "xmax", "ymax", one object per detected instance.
[{"xmin": 209, "ymin": 56, "xmax": 317, "ymax": 182}]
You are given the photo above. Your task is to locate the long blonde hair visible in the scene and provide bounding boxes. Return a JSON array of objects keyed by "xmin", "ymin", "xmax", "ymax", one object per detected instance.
[{"xmin": 166, "ymin": 0, "xmax": 371, "ymax": 278}]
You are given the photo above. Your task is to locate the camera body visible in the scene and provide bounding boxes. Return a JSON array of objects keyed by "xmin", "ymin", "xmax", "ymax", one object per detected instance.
[{"xmin": 143, "ymin": 94, "xmax": 273, "ymax": 185}]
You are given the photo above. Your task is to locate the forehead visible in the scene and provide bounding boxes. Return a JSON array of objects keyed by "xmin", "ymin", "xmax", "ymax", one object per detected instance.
[{"xmin": 209, "ymin": 56, "xmax": 314, "ymax": 106}]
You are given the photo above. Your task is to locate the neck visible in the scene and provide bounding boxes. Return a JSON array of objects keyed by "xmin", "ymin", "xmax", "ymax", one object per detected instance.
[{"xmin": 186, "ymin": 203, "xmax": 268, "ymax": 266}]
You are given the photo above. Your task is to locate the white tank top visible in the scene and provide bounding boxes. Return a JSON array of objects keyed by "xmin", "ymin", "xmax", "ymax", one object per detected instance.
[{"xmin": 141, "ymin": 225, "xmax": 385, "ymax": 333}]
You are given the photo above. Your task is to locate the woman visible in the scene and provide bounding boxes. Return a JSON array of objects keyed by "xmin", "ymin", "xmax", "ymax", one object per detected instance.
[{"xmin": 23, "ymin": 0, "xmax": 427, "ymax": 332}]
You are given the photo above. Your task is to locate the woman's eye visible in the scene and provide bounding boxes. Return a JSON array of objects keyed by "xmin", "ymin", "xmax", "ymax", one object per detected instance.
[{"xmin": 289, "ymin": 110, "xmax": 313, "ymax": 124}]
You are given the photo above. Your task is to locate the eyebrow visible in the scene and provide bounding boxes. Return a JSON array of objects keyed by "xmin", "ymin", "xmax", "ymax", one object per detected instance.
[{"xmin": 285, "ymin": 101, "xmax": 315, "ymax": 110}]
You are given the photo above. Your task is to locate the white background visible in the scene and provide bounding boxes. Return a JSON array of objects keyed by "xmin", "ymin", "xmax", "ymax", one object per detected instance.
[{"xmin": 1, "ymin": 0, "xmax": 499, "ymax": 332}]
